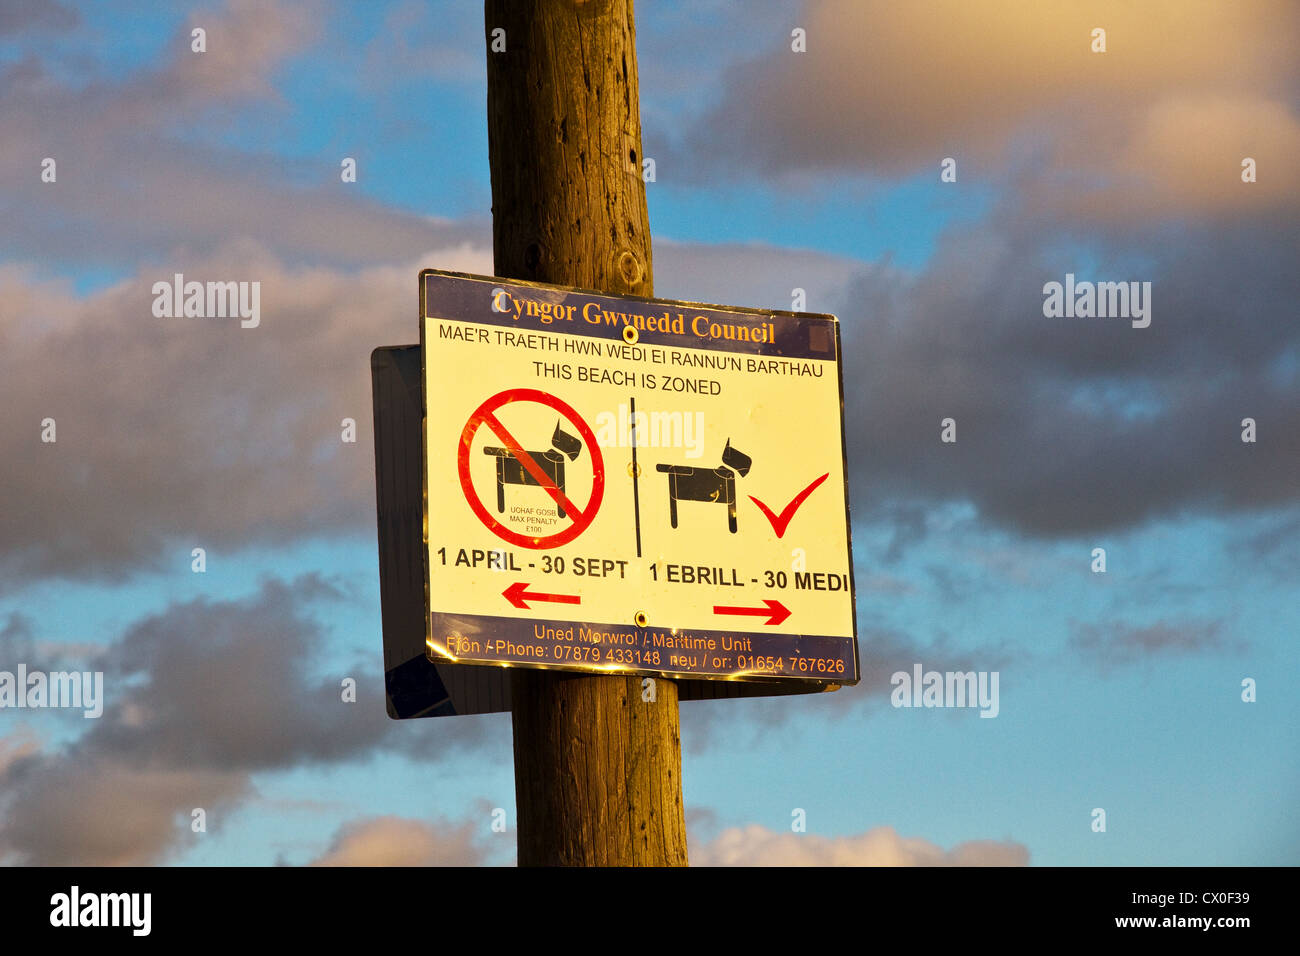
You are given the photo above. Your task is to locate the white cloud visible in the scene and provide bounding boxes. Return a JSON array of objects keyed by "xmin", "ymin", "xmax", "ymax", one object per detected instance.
[
  {"xmin": 692, "ymin": 823, "xmax": 1029, "ymax": 866},
  {"xmin": 311, "ymin": 815, "xmax": 489, "ymax": 866},
  {"xmin": 677, "ymin": 0, "xmax": 1300, "ymax": 218}
]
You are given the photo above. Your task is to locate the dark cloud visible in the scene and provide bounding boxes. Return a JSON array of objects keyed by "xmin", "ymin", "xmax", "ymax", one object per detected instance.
[
  {"xmin": 635, "ymin": 0, "xmax": 801, "ymax": 131},
  {"xmin": 923, "ymin": 565, "xmax": 969, "ymax": 605},
  {"xmin": 0, "ymin": 612, "xmax": 33, "ymax": 653},
  {"xmin": 685, "ymin": 803, "xmax": 721, "ymax": 835},
  {"xmin": 0, "ymin": 756, "xmax": 248, "ymax": 866},
  {"xmin": 680, "ymin": 624, "xmax": 1014, "ymax": 753},
  {"xmin": 839, "ymin": 213, "xmax": 1300, "ymax": 538},
  {"xmin": 0, "ymin": 609, "xmax": 101, "ymax": 675},
  {"xmin": 654, "ymin": 239, "xmax": 862, "ymax": 314},
  {"xmin": 0, "ymin": 0, "xmax": 78, "ymax": 35},
  {"xmin": 0, "ymin": 0, "xmax": 487, "ymax": 272},
  {"xmin": 668, "ymin": 0, "xmax": 1300, "ymax": 220},
  {"xmin": 0, "ymin": 249, "xmax": 483, "ymax": 587},
  {"xmin": 1069, "ymin": 617, "xmax": 1241, "ymax": 671},
  {"xmin": 1228, "ymin": 509, "xmax": 1300, "ymax": 587},
  {"xmin": 87, "ymin": 575, "xmax": 497, "ymax": 770},
  {"xmin": 1236, "ymin": 510, "xmax": 1300, "ymax": 561},
  {"xmin": 90, "ymin": 575, "xmax": 392, "ymax": 770},
  {"xmin": 880, "ymin": 504, "xmax": 929, "ymax": 564},
  {"xmin": 0, "ymin": 577, "xmax": 503, "ymax": 864}
]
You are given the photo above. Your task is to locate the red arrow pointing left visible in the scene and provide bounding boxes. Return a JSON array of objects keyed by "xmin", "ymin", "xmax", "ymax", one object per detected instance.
[
  {"xmin": 712, "ymin": 599, "xmax": 791, "ymax": 626},
  {"xmin": 503, "ymin": 581, "xmax": 581, "ymax": 610}
]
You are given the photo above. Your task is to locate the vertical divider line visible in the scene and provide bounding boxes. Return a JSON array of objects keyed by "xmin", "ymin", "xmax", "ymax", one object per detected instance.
[{"xmin": 630, "ymin": 394, "xmax": 642, "ymax": 558}]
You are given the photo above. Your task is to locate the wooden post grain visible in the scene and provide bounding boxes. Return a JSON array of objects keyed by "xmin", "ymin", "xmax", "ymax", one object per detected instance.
[{"xmin": 485, "ymin": 0, "xmax": 689, "ymax": 866}]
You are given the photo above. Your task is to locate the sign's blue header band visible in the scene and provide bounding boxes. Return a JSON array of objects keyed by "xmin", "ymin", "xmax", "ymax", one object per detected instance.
[{"xmin": 421, "ymin": 270, "xmax": 838, "ymax": 362}]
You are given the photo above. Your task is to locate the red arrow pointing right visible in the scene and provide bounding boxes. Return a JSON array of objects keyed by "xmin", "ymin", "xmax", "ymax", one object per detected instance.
[
  {"xmin": 712, "ymin": 599, "xmax": 791, "ymax": 627},
  {"xmin": 503, "ymin": 581, "xmax": 581, "ymax": 610}
]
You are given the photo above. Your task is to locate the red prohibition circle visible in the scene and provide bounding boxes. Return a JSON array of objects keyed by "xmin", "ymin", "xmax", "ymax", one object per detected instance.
[{"xmin": 457, "ymin": 388, "xmax": 605, "ymax": 549}]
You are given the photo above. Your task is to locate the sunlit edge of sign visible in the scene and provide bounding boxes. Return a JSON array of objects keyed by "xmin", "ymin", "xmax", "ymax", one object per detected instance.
[
  {"xmin": 425, "ymin": 634, "xmax": 847, "ymax": 690},
  {"xmin": 419, "ymin": 266, "xmax": 842, "ymax": 329}
]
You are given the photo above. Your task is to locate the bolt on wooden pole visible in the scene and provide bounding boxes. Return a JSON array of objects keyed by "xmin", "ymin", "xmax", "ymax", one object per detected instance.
[{"xmin": 484, "ymin": 0, "xmax": 688, "ymax": 866}]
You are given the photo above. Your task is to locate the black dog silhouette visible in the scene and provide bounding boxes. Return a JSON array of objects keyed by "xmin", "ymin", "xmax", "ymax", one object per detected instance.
[
  {"xmin": 484, "ymin": 421, "xmax": 582, "ymax": 517},
  {"xmin": 655, "ymin": 440, "xmax": 752, "ymax": 533}
]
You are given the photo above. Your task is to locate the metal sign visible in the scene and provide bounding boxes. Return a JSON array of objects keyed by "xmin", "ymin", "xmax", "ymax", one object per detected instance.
[
  {"xmin": 374, "ymin": 346, "xmax": 842, "ymax": 718},
  {"xmin": 420, "ymin": 269, "xmax": 858, "ymax": 686}
]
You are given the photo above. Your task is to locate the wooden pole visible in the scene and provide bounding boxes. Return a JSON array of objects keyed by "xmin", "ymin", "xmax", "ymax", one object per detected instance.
[{"xmin": 485, "ymin": 0, "xmax": 688, "ymax": 866}]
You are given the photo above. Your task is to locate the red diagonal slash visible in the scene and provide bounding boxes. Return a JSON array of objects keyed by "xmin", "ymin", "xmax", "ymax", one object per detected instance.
[
  {"xmin": 748, "ymin": 473, "xmax": 829, "ymax": 538},
  {"xmin": 478, "ymin": 410, "xmax": 585, "ymax": 523}
]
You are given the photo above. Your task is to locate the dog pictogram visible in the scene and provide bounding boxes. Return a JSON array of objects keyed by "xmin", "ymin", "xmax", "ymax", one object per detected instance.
[
  {"xmin": 655, "ymin": 440, "xmax": 752, "ymax": 533},
  {"xmin": 484, "ymin": 420, "xmax": 583, "ymax": 517}
]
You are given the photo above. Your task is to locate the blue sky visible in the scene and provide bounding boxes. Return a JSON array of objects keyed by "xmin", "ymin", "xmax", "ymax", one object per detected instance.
[{"xmin": 1, "ymin": 0, "xmax": 1296, "ymax": 866}]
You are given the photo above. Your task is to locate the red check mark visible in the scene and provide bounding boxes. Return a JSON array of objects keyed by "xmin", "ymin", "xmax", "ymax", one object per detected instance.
[{"xmin": 748, "ymin": 473, "xmax": 829, "ymax": 538}]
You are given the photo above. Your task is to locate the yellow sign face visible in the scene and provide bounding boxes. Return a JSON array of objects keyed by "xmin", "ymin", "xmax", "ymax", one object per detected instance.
[{"xmin": 421, "ymin": 270, "xmax": 857, "ymax": 685}]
